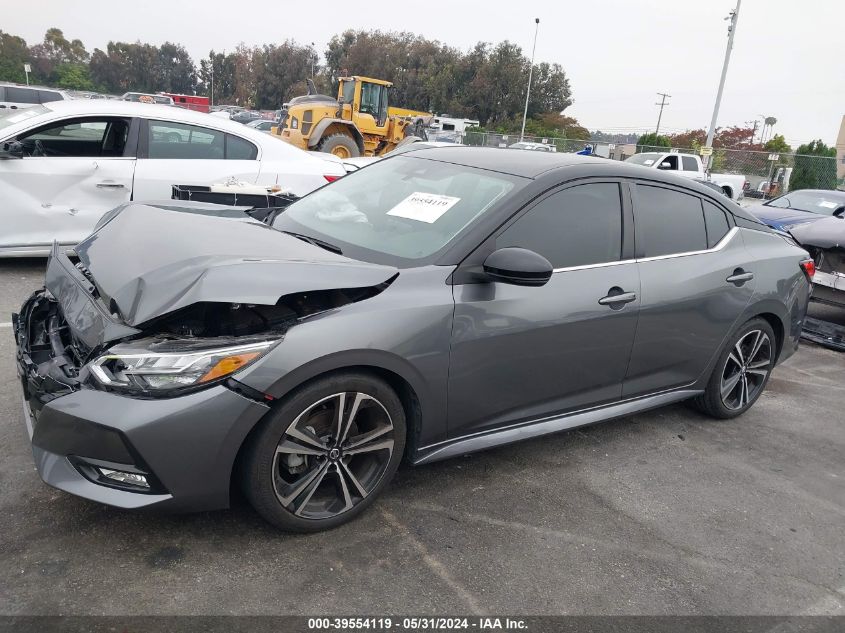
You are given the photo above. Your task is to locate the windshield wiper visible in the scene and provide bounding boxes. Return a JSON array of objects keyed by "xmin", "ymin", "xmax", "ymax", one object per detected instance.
[{"xmin": 280, "ymin": 231, "xmax": 343, "ymax": 255}]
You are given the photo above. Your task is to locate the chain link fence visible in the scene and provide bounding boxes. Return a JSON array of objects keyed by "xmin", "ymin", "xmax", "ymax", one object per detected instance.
[{"xmin": 461, "ymin": 131, "xmax": 842, "ymax": 198}]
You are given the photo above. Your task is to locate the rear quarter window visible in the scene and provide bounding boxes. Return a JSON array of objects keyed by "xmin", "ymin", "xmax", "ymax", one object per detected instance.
[{"xmin": 702, "ymin": 200, "xmax": 732, "ymax": 248}]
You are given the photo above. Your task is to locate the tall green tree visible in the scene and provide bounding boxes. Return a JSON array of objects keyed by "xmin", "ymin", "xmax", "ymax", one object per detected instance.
[
  {"xmin": 636, "ymin": 132, "xmax": 671, "ymax": 150},
  {"xmin": 0, "ymin": 31, "xmax": 29, "ymax": 83},
  {"xmin": 790, "ymin": 140, "xmax": 837, "ymax": 191}
]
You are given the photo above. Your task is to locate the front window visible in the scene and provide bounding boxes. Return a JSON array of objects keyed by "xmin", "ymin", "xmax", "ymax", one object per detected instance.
[
  {"xmin": 765, "ymin": 191, "xmax": 845, "ymax": 215},
  {"xmin": 272, "ymin": 156, "xmax": 519, "ymax": 264},
  {"xmin": 341, "ymin": 80, "xmax": 355, "ymax": 104},
  {"xmin": 359, "ymin": 82, "xmax": 384, "ymax": 119},
  {"xmin": 627, "ymin": 153, "xmax": 664, "ymax": 166},
  {"xmin": 17, "ymin": 117, "xmax": 130, "ymax": 157}
]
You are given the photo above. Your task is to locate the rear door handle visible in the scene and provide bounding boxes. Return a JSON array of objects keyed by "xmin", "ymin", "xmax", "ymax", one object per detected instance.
[
  {"xmin": 598, "ymin": 290, "xmax": 637, "ymax": 306},
  {"xmin": 96, "ymin": 182, "xmax": 126, "ymax": 189},
  {"xmin": 726, "ymin": 270, "xmax": 754, "ymax": 285}
]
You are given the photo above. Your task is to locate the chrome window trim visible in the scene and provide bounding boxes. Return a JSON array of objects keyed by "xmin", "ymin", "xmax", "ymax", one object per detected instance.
[
  {"xmin": 551, "ymin": 226, "xmax": 739, "ymax": 274},
  {"xmin": 553, "ymin": 259, "xmax": 635, "ymax": 274},
  {"xmin": 636, "ymin": 226, "xmax": 738, "ymax": 263}
]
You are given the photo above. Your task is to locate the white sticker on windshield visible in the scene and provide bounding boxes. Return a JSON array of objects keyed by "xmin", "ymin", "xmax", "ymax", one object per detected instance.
[
  {"xmin": 387, "ymin": 192, "xmax": 461, "ymax": 223},
  {"xmin": 818, "ymin": 201, "xmax": 837, "ymax": 209},
  {"xmin": 643, "ymin": 159, "xmax": 654, "ymax": 165}
]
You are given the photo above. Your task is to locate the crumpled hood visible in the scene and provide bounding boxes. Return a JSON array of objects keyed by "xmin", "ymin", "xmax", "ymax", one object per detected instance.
[
  {"xmin": 789, "ymin": 215, "xmax": 845, "ymax": 251},
  {"xmin": 74, "ymin": 201, "xmax": 398, "ymax": 327}
]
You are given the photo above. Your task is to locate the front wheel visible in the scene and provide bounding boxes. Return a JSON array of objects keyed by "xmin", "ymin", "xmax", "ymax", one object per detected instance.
[
  {"xmin": 316, "ymin": 133, "xmax": 360, "ymax": 159},
  {"xmin": 693, "ymin": 318, "xmax": 776, "ymax": 419},
  {"xmin": 242, "ymin": 372, "xmax": 405, "ymax": 532}
]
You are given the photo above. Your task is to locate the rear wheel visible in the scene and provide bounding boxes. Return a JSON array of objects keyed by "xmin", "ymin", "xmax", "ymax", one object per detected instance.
[
  {"xmin": 693, "ymin": 318, "xmax": 776, "ymax": 419},
  {"xmin": 242, "ymin": 372, "xmax": 405, "ymax": 532},
  {"xmin": 317, "ymin": 133, "xmax": 360, "ymax": 158}
]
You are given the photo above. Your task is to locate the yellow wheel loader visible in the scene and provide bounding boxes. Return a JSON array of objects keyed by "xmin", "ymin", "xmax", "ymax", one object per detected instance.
[{"xmin": 271, "ymin": 76, "xmax": 433, "ymax": 158}]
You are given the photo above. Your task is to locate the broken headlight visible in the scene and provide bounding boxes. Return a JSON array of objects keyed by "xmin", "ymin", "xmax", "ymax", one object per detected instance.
[{"xmin": 88, "ymin": 337, "xmax": 279, "ymax": 395}]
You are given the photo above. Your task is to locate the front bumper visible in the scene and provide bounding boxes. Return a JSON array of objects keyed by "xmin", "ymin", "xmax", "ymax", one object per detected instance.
[{"xmin": 15, "ymin": 294, "xmax": 271, "ymax": 513}]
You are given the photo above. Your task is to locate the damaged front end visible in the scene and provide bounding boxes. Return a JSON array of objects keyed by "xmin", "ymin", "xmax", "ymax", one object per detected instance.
[
  {"xmin": 789, "ymin": 217, "xmax": 845, "ymax": 351},
  {"xmin": 17, "ymin": 200, "xmax": 398, "ymax": 407}
]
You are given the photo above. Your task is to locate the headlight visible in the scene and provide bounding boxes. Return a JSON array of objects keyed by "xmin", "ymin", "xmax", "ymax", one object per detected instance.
[{"xmin": 88, "ymin": 336, "xmax": 279, "ymax": 395}]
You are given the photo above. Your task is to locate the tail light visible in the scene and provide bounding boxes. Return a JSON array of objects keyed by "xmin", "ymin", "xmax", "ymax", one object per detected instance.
[
  {"xmin": 800, "ymin": 259, "xmax": 815, "ymax": 280},
  {"xmin": 323, "ymin": 175, "xmax": 341, "ymax": 183}
]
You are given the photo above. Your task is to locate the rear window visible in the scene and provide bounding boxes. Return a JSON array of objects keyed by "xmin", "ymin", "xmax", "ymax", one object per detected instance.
[
  {"xmin": 38, "ymin": 90, "xmax": 63, "ymax": 103},
  {"xmin": 4, "ymin": 86, "xmax": 39, "ymax": 104},
  {"xmin": 635, "ymin": 185, "xmax": 707, "ymax": 257},
  {"xmin": 226, "ymin": 134, "xmax": 258, "ymax": 160}
]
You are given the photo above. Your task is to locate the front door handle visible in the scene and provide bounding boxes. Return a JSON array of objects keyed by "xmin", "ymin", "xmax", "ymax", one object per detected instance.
[
  {"xmin": 598, "ymin": 289, "xmax": 637, "ymax": 307},
  {"xmin": 96, "ymin": 182, "xmax": 126, "ymax": 189},
  {"xmin": 726, "ymin": 269, "xmax": 754, "ymax": 285}
]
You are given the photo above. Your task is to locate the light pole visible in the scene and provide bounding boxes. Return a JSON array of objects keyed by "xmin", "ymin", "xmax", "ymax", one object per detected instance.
[
  {"xmin": 655, "ymin": 92, "xmax": 671, "ymax": 136},
  {"xmin": 311, "ymin": 42, "xmax": 316, "ymax": 78},
  {"xmin": 519, "ymin": 18, "xmax": 540, "ymax": 142},
  {"xmin": 704, "ymin": 0, "xmax": 741, "ymax": 169},
  {"xmin": 210, "ymin": 58, "xmax": 214, "ymax": 107}
]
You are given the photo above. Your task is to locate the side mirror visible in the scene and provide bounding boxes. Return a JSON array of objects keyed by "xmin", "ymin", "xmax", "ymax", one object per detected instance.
[
  {"xmin": 658, "ymin": 161, "xmax": 673, "ymax": 170},
  {"xmin": 0, "ymin": 140, "xmax": 24, "ymax": 159},
  {"xmin": 483, "ymin": 247, "xmax": 553, "ymax": 287}
]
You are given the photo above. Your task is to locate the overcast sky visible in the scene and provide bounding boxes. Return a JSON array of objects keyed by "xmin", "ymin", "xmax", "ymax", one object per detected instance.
[{"xmin": 3, "ymin": 0, "xmax": 843, "ymax": 145}]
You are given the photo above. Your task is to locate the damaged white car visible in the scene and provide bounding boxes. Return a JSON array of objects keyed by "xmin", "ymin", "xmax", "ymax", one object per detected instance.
[{"xmin": 0, "ymin": 100, "xmax": 346, "ymax": 257}]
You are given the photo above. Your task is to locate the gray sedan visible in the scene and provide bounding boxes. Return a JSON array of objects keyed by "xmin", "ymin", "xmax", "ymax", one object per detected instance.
[{"xmin": 15, "ymin": 148, "xmax": 813, "ymax": 531}]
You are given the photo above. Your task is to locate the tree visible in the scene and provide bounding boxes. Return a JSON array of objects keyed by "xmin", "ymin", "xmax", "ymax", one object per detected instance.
[
  {"xmin": 636, "ymin": 132, "xmax": 671, "ymax": 150},
  {"xmin": 790, "ymin": 140, "xmax": 837, "ymax": 191},
  {"xmin": 667, "ymin": 129, "xmax": 706, "ymax": 150},
  {"xmin": 0, "ymin": 31, "xmax": 29, "ymax": 83},
  {"xmin": 28, "ymin": 28, "xmax": 89, "ymax": 85},
  {"xmin": 55, "ymin": 63, "xmax": 93, "ymax": 90},
  {"xmin": 763, "ymin": 134, "xmax": 791, "ymax": 154}
]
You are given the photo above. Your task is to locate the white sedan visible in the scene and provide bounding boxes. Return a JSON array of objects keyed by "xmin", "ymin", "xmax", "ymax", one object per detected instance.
[{"xmin": 0, "ymin": 100, "xmax": 346, "ymax": 256}]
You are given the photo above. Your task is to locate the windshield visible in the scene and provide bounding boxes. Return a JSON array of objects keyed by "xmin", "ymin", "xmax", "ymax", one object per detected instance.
[
  {"xmin": 626, "ymin": 153, "xmax": 663, "ymax": 166},
  {"xmin": 765, "ymin": 191, "xmax": 845, "ymax": 216},
  {"xmin": 272, "ymin": 156, "xmax": 519, "ymax": 264},
  {"xmin": 0, "ymin": 105, "xmax": 49, "ymax": 133}
]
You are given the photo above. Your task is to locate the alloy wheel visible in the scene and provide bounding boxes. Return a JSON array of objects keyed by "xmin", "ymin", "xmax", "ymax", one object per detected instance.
[
  {"xmin": 272, "ymin": 392, "xmax": 395, "ymax": 520},
  {"xmin": 720, "ymin": 329, "xmax": 772, "ymax": 411}
]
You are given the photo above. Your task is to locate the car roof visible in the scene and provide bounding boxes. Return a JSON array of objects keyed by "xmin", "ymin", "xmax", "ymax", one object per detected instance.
[
  {"xmin": 38, "ymin": 99, "xmax": 265, "ymax": 134},
  {"xmin": 405, "ymin": 146, "xmax": 607, "ymax": 178},
  {"xmin": 0, "ymin": 81, "xmax": 67, "ymax": 93}
]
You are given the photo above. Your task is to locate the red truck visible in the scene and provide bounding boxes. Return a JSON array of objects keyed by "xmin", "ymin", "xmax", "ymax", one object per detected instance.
[{"xmin": 162, "ymin": 93, "xmax": 210, "ymax": 113}]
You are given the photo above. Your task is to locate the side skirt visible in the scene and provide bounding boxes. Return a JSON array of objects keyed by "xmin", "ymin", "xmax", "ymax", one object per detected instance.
[{"xmin": 413, "ymin": 389, "xmax": 702, "ymax": 465}]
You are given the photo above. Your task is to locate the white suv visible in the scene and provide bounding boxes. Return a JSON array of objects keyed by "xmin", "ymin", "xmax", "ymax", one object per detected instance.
[{"xmin": 0, "ymin": 84, "xmax": 69, "ymax": 113}]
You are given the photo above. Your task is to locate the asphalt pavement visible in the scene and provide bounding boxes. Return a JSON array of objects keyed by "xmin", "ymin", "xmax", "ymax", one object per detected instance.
[{"xmin": 0, "ymin": 259, "xmax": 843, "ymax": 615}]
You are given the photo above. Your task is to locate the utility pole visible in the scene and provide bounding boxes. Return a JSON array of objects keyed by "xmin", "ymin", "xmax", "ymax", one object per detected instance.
[
  {"xmin": 210, "ymin": 61, "xmax": 214, "ymax": 108},
  {"xmin": 520, "ymin": 17, "xmax": 540, "ymax": 142},
  {"xmin": 704, "ymin": 0, "xmax": 741, "ymax": 169},
  {"xmin": 655, "ymin": 92, "xmax": 671, "ymax": 136}
]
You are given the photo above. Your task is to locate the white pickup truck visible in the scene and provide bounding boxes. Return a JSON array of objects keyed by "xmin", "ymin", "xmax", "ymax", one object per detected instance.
[{"xmin": 625, "ymin": 151, "xmax": 747, "ymax": 201}]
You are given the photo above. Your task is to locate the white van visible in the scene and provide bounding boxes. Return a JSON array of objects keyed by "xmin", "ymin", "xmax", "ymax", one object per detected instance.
[{"xmin": 0, "ymin": 84, "xmax": 69, "ymax": 113}]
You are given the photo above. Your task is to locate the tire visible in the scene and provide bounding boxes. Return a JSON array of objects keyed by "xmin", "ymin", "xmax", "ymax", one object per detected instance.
[
  {"xmin": 316, "ymin": 133, "xmax": 360, "ymax": 158},
  {"xmin": 241, "ymin": 372, "xmax": 405, "ymax": 532},
  {"xmin": 692, "ymin": 317, "xmax": 776, "ymax": 419}
]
